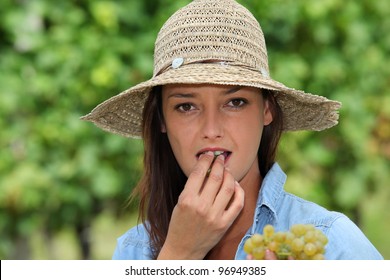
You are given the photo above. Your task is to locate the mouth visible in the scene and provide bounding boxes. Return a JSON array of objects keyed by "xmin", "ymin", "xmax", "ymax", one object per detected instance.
[{"xmin": 196, "ymin": 149, "xmax": 232, "ymax": 162}]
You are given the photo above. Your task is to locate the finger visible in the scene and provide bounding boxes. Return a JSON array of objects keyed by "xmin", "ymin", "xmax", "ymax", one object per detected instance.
[
  {"xmin": 264, "ymin": 249, "xmax": 278, "ymax": 260},
  {"xmin": 224, "ymin": 181, "xmax": 245, "ymax": 220},
  {"xmin": 200, "ymin": 154, "xmax": 225, "ymax": 200},
  {"xmin": 211, "ymin": 168, "xmax": 236, "ymax": 213},
  {"xmin": 217, "ymin": 174, "xmax": 245, "ymax": 224},
  {"xmin": 184, "ymin": 151, "xmax": 215, "ymax": 195}
]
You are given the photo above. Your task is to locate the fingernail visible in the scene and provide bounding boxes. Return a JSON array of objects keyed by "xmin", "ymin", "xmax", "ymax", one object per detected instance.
[
  {"xmin": 200, "ymin": 151, "xmax": 213, "ymax": 159},
  {"xmin": 265, "ymin": 249, "xmax": 275, "ymax": 260},
  {"xmin": 217, "ymin": 154, "xmax": 225, "ymax": 161}
]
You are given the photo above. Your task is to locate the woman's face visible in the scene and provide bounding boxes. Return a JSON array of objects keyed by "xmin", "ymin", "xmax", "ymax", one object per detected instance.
[{"xmin": 161, "ymin": 84, "xmax": 273, "ymax": 182}]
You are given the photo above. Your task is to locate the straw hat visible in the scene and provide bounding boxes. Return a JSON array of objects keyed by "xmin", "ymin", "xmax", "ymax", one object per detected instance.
[{"xmin": 81, "ymin": 0, "xmax": 341, "ymax": 138}]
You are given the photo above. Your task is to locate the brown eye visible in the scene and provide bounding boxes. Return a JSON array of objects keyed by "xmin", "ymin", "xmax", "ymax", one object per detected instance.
[
  {"xmin": 182, "ymin": 104, "xmax": 191, "ymax": 111},
  {"xmin": 176, "ymin": 103, "xmax": 194, "ymax": 112},
  {"xmin": 227, "ymin": 98, "xmax": 247, "ymax": 108}
]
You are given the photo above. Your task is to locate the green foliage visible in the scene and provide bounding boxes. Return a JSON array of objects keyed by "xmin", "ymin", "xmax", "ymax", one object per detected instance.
[
  {"xmin": 1, "ymin": 0, "xmax": 389, "ymax": 259},
  {"xmin": 255, "ymin": 0, "xmax": 390, "ymax": 258}
]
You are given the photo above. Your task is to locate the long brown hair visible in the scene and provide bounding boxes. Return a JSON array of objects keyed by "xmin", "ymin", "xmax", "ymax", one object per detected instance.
[{"xmin": 132, "ymin": 86, "xmax": 283, "ymax": 259}]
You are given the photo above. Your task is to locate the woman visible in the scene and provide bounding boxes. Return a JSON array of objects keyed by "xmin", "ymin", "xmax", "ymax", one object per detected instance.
[{"xmin": 82, "ymin": 0, "xmax": 383, "ymax": 260}]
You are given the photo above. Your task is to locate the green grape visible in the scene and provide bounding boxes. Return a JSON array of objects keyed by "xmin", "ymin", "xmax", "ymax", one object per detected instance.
[
  {"xmin": 312, "ymin": 253, "xmax": 325, "ymax": 260},
  {"xmin": 315, "ymin": 241, "xmax": 325, "ymax": 253},
  {"xmin": 291, "ymin": 238, "xmax": 305, "ymax": 252},
  {"xmin": 315, "ymin": 229, "xmax": 328, "ymax": 245},
  {"xmin": 252, "ymin": 246, "xmax": 266, "ymax": 259},
  {"xmin": 285, "ymin": 232, "xmax": 295, "ymax": 245},
  {"xmin": 277, "ymin": 244, "xmax": 291, "ymax": 260},
  {"xmin": 304, "ymin": 230, "xmax": 316, "ymax": 243},
  {"xmin": 251, "ymin": 233, "xmax": 264, "ymax": 246},
  {"xmin": 297, "ymin": 251, "xmax": 308, "ymax": 260},
  {"xmin": 263, "ymin": 224, "xmax": 274, "ymax": 238},
  {"xmin": 303, "ymin": 243, "xmax": 317, "ymax": 256},
  {"xmin": 274, "ymin": 231, "xmax": 286, "ymax": 243},
  {"xmin": 244, "ymin": 224, "xmax": 328, "ymax": 260},
  {"xmin": 243, "ymin": 238, "xmax": 254, "ymax": 254},
  {"xmin": 268, "ymin": 241, "xmax": 279, "ymax": 252},
  {"xmin": 291, "ymin": 224, "xmax": 306, "ymax": 237}
]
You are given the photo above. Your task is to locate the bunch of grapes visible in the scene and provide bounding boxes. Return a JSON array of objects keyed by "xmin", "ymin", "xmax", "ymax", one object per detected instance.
[{"xmin": 244, "ymin": 224, "xmax": 328, "ymax": 260}]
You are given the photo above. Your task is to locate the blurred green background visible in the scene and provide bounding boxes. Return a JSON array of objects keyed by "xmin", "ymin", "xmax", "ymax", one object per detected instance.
[{"xmin": 1, "ymin": 0, "xmax": 389, "ymax": 259}]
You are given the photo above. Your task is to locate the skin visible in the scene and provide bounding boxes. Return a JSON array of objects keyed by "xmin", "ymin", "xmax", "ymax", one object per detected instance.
[{"xmin": 158, "ymin": 84, "xmax": 273, "ymax": 260}]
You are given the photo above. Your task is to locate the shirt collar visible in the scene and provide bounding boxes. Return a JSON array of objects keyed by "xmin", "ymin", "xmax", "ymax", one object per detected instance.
[{"xmin": 251, "ymin": 162, "xmax": 287, "ymax": 233}]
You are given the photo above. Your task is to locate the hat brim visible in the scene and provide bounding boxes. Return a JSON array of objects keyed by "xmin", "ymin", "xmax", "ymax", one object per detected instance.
[{"xmin": 81, "ymin": 63, "xmax": 341, "ymax": 138}]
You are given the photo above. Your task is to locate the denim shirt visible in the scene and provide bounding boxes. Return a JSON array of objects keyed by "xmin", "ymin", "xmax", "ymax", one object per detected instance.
[{"xmin": 112, "ymin": 163, "xmax": 383, "ymax": 260}]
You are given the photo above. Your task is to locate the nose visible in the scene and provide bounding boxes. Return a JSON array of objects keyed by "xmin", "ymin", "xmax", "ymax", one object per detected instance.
[{"xmin": 200, "ymin": 107, "xmax": 223, "ymax": 140}]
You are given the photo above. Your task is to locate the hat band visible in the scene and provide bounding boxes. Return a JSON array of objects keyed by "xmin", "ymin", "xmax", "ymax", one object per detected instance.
[{"xmin": 155, "ymin": 58, "xmax": 270, "ymax": 79}]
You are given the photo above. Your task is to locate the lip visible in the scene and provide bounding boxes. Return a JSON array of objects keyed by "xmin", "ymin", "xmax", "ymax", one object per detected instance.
[{"xmin": 196, "ymin": 147, "xmax": 232, "ymax": 163}]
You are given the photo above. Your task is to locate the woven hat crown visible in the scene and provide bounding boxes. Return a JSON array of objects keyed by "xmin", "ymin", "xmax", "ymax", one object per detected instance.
[{"xmin": 154, "ymin": 0, "xmax": 269, "ymax": 77}]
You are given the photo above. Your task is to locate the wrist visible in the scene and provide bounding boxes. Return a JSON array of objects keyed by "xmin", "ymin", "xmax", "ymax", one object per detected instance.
[{"xmin": 157, "ymin": 243, "xmax": 205, "ymax": 260}]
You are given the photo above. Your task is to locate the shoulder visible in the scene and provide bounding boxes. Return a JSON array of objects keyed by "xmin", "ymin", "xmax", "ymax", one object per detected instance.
[
  {"xmin": 261, "ymin": 164, "xmax": 346, "ymax": 229},
  {"xmin": 277, "ymin": 191, "xmax": 343, "ymax": 227},
  {"xmin": 277, "ymin": 193, "xmax": 383, "ymax": 259},
  {"xmin": 261, "ymin": 164, "xmax": 383, "ymax": 259},
  {"xmin": 324, "ymin": 215, "xmax": 383, "ymax": 259},
  {"xmin": 112, "ymin": 223, "xmax": 153, "ymax": 260}
]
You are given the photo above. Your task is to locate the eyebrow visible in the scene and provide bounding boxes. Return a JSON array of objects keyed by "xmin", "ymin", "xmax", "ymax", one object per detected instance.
[
  {"xmin": 167, "ymin": 86, "xmax": 244, "ymax": 99},
  {"xmin": 167, "ymin": 92, "xmax": 195, "ymax": 99},
  {"xmin": 225, "ymin": 86, "xmax": 243, "ymax": 94}
]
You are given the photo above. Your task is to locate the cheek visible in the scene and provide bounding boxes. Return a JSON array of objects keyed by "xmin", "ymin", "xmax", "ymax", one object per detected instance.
[
  {"xmin": 240, "ymin": 125, "xmax": 263, "ymax": 154},
  {"xmin": 165, "ymin": 128, "xmax": 195, "ymax": 176},
  {"xmin": 235, "ymin": 112, "xmax": 264, "ymax": 142},
  {"xmin": 231, "ymin": 113, "xmax": 263, "ymax": 160}
]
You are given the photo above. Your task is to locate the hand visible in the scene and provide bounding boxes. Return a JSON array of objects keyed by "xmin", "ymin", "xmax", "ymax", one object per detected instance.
[{"xmin": 158, "ymin": 152, "xmax": 245, "ymax": 259}]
